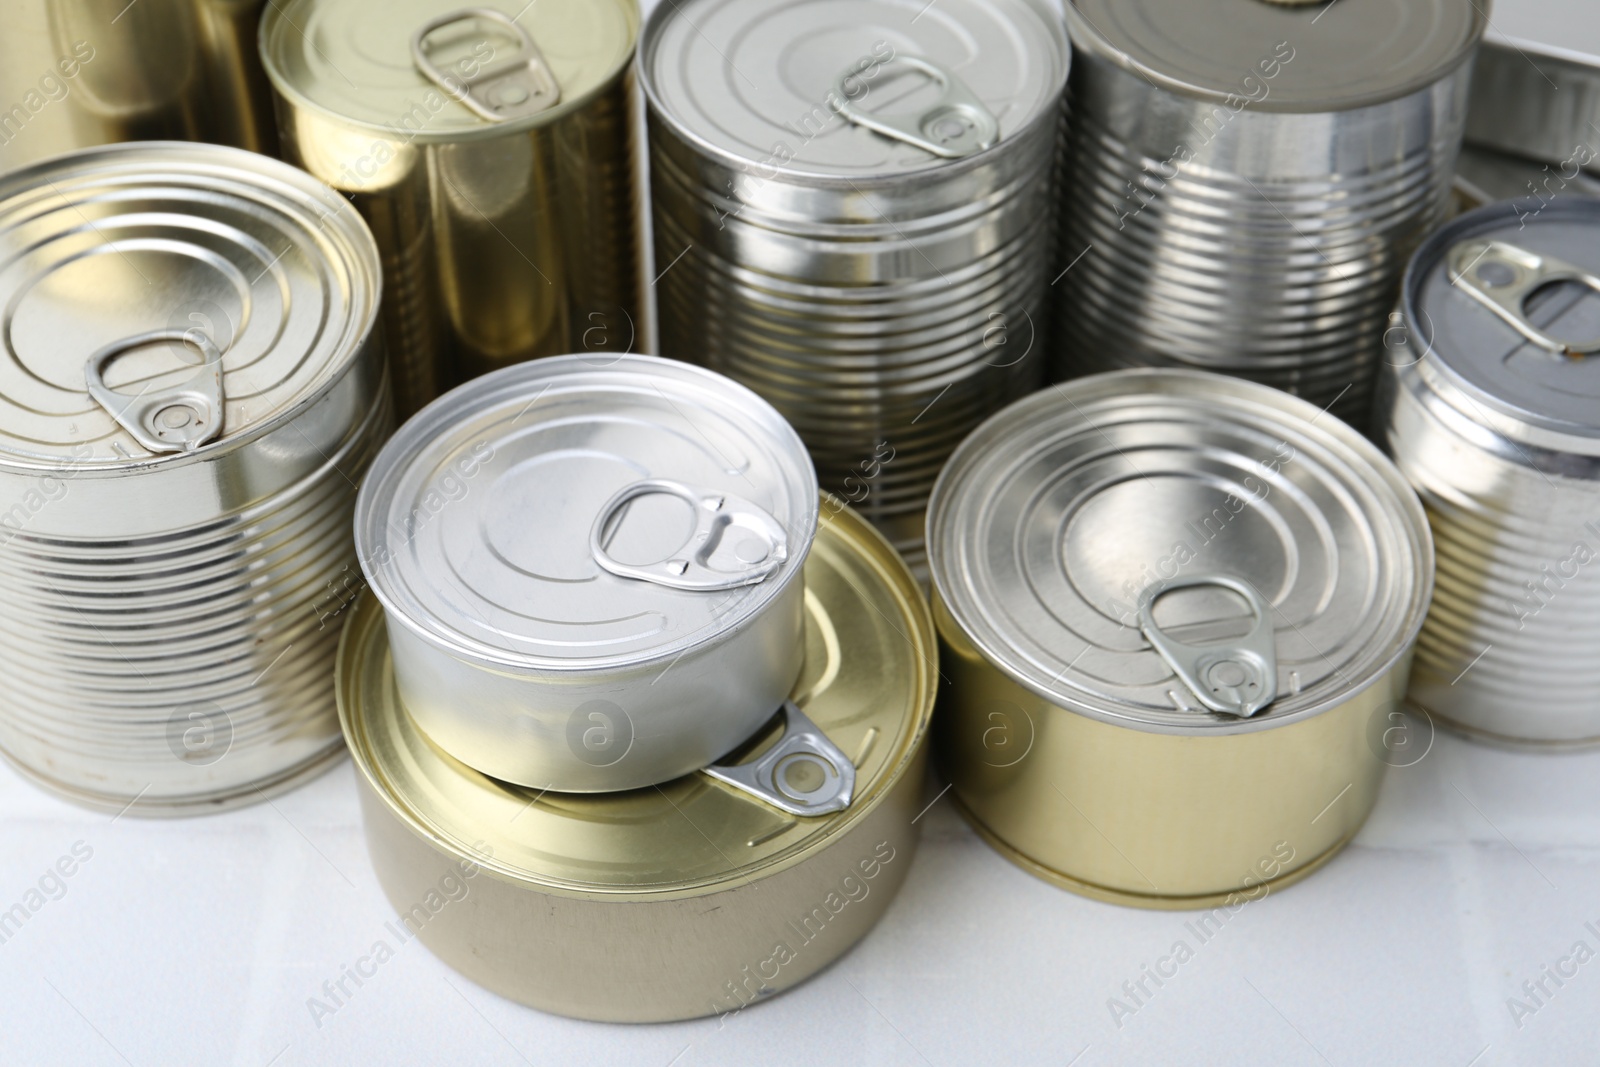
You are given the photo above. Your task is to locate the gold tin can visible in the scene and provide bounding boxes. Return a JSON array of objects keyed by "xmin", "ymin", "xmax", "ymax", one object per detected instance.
[
  {"xmin": 0, "ymin": 0, "xmax": 278, "ymax": 173},
  {"xmin": 928, "ymin": 370, "xmax": 1434, "ymax": 909},
  {"xmin": 262, "ymin": 0, "xmax": 641, "ymax": 419},
  {"xmin": 337, "ymin": 502, "xmax": 936, "ymax": 1022}
]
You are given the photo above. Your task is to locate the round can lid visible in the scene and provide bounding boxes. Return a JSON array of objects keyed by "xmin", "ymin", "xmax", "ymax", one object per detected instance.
[
  {"xmin": 340, "ymin": 503, "xmax": 933, "ymax": 894},
  {"xmin": 261, "ymin": 0, "xmax": 638, "ymax": 142},
  {"xmin": 640, "ymin": 0, "xmax": 1067, "ymax": 179},
  {"xmin": 356, "ymin": 354, "xmax": 819, "ymax": 672},
  {"xmin": 1067, "ymin": 0, "xmax": 1483, "ymax": 112},
  {"xmin": 928, "ymin": 370, "xmax": 1433, "ymax": 734},
  {"xmin": 0, "ymin": 142, "xmax": 379, "ymax": 472},
  {"xmin": 1404, "ymin": 198, "xmax": 1600, "ymax": 440}
]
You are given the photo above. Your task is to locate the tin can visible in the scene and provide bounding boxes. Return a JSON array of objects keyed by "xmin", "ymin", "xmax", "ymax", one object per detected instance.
[
  {"xmin": 262, "ymin": 0, "xmax": 641, "ymax": 421},
  {"xmin": 1055, "ymin": 0, "xmax": 1484, "ymax": 427},
  {"xmin": 1465, "ymin": 0, "xmax": 1600, "ymax": 175},
  {"xmin": 338, "ymin": 500, "xmax": 934, "ymax": 1022},
  {"xmin": 928, "ymin": 369, "xmax": 1434, "ymax": 907},
  {"xmin": 1452, "ymin": 144, "xmax": 1600, "ymax": 216},
  {"xmin": 0, "ymin": 142, "xmax": 387, "ymax": 815},
  {"xmin": 1376, "ymin": 199, "xmax": 1600, "ymax": 747},
  {"xmin": 355, "ymin": 354, "xmax": 818, "ymax": 792},
  {"xmin": 640, "ymin": 0, "xmax": 1068, "ymax": 575},
  {"xmin": 0, "ymin": 0, "xmax": 278, "ymax": 173}
]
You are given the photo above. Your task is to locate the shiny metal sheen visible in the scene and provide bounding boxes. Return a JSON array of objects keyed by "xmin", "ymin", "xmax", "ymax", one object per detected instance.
[
  {"xmin": 355, "ymin": 355, "xmax": 819, "ymax": 792},
  {"xmin": 0, "ymin": 142, "xmax": 387, "ymax": 814},
  {"xmin": 1465, "ymin": 0, "xmax": 1600, "ymax": 171},
  {"xmin": 1377, "ymin": 199, "xmax": 1600, "ymax": 747},
  {"xmin": 642, "ymin": 0, "xmax": 1068, "ymax": 575},
  {"xmin": 704, "ymin": 701, "xmax": 856, "ymax": 816},
  {"xmin": 1450, "ymin": 145, "xmax": 1600, "ymax": 216},
  {"xmin": 338, "ymin": 501, "xmax": 935, "ymax": 1021},
  {"xmin": 1055, "ymin": 0, "xmax": 1483, "ymax": 426},
  {"xmin": 929, "ymin": 369, "xmax": 1434, "ymax": 906}
]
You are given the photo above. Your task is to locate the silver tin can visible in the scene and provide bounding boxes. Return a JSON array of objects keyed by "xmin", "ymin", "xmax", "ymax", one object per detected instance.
[
  {"xmin": 0, "ymin": 142, "xmax": 387, "ymax": 815},
  {"xmin": 1055, "ymin": 0, "xmax": 1484, "ymax": 426},
  {"xmin": 1377, "ymin": 199, "xmax": 1600, "ymax": 747},
  {"xmin": 640, "ymin": 0, "xmax": 1068, "ymax": 574},
  {"xmin": 1465, "ymin": 0, "xmax": 1600, "ymax": 173},
  {"xmin": 355, "ymin": 354, "xmax": 819, "ymax": 792},
  {"xmin": 929, "ymin": 369, "xmax": 1434, "ymax": 906},
  {"xmin": 0, "ymin": 0, "xmax": 279, "ymax": 173},
  {"xmin": 1452, "ymin": 144, "xmax": 1600, "ymax": 216}
]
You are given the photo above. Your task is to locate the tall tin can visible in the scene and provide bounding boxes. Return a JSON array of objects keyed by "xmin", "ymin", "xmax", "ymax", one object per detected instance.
[
  {"xmin": 354, "ymin": 354, "xmax": 819, "ymax": 792},
  {"xmin": 1377, "ymin": 199, "xmax": 1600, "ymax": 747},
  {"xmin": 640, "ymin": 0, "xmax": 1068, "ymax": 575},
  {"xmin": 0, "ymin": 0, "xmax": 279, "ymax": 173},
  {"xmin": 262, "ymin": 0, "xmax": 641, "ymax": 420},
  {"xmin": 338, "ymin": 501, "xmax": 936, "ymax": 1021},
  {"xmin": 929, "ymin": 370, "xmax": 1434, "ymax": 907},
  {"xmin": 0, "ymin": 142, "xmax": 388, "ymax": 815},
  {"xmin": 1055, "ymin": 0, "xmax": 1484, "ymax": 426}
]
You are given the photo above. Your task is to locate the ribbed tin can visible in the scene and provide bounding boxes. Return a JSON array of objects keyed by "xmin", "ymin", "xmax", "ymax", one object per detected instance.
[
  {"xmin": 1055, "ymin": 0, "xmax": 1484, "ymax": 427},
  {"xmin": 929, "ymin": 369, "xmax": 1434, "ymax": 908},
  {"xmin": 640, "ymin": 0, "xmax": 1068, "ymax": 574},
  {"xmin": 0, "ymin": 0, "xmax": 278, "ymax": 173},
  {"xmin": 1377, "ymin": 199, "xmax": 1600, "ymax": 747},
  {"xmin": 262, "ymin": 0, "xmax": 641, "ymax": 420},
  {"xmin": 1465, "ymin": 0, "xmax": 1600, "ymax": 173},
  {"xmin": 355, "ymin": 354, "xmax": 818, "ymax": 792},
  {"xmin": 0, "ymin": 142, "xmax": 387, "ymax": 815},
  {"xmin": 338, "ymin": 501, "xmax": 935, "ymax": 1021}
]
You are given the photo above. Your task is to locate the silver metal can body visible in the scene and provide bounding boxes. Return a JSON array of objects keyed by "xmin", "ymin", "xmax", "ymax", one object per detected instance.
[
  {"xmin": 0, "ymin": 142, "xmax": 387, "ymax": 813},
  {"xmin": 1055, "ymin": 0, "xmax": 1483, "ymax": 427},
  {"xmin": 0, "ymin": 0, "xmax": 278, "ymax": 172},
  {"xmin": 641, "ymin": 0, "xmax": 1069, "ymax": 574},
  {"xmin": 1465, "ymin": 0, "xmax": 1600, "ymax": 172},
  {"xmin": 1377, "ymin": 199, "xmax": 1600, "ymax": 747},
  {"xmin": 355, "ymin": 354, "xmax": 819, "ymax": 792}
]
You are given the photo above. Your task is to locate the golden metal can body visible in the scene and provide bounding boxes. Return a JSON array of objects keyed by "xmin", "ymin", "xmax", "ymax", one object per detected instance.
[{"xmin": 338, "ymin": 502, "xmax": 936, "ymax": 1021}]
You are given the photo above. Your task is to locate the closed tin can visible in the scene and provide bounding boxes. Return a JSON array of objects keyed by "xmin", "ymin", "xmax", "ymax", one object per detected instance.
[
  {"xmin": 0, "ymin": 0, "xmax": 278, "ymax": 172},
  {"xmin": 640, "ymin": 0, "xmax": 1068, "ymax": 574},
  {"xmin": 929, "ymin": 369, "xmax": 1433, "ymax": 907},
  {"xmin": 1055, "ymin": 0, "xmax": 1484, "ymax": 426},
  {"xmin": 1377, "ymin": 200, "xmax": 1600, "ymax": 747},
  {"xmin": 262, "ymin": 0, "xmax": 641, "ymax": 420},
  {"xmin": 338, "ymin": 500, "xmax": 934, "ymax": 1021},
  {"xmin": 1465, "ymin": 0, "xmax": 1600, "ymax": 174},
  {"xmin": 0, "ymin": 142, "xmax": 387, "ymax": 815},
  {"xmin": 354, "ymin": 354, "xmax": 818, "ymax": 792},
  {"xmin": 1452, "ymin": 144, "xmax": 1600, "ymax": 216}
]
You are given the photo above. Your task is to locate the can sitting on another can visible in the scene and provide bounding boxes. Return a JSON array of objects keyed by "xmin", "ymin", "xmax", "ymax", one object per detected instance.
[
  {"xmin": 338, "ymin": 500, "xmax": 935, "ymax": 1022},
  {"xmin": 355, "ymin": 354, "xmax": 819, "ymax": 793},
  {"xmin": 262, "ymin": 0, "xmax": 641, "ymax": 419},
  {"xmin": 0, "ymin": 142, "xmax": 387, "ymax": 814},
  {"xmin": 1377, "ymin": 199, "xmax": 1600, "ymax": 748},
  {"xmin": 929, "ymin": 369, "xmax": 1434, "ymax": 908}
]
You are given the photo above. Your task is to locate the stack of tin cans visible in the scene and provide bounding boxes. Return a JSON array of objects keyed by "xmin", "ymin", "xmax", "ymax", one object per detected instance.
[{"xmin": 641, "ymin": 0, "xmax": 1069, "ymax": 573}]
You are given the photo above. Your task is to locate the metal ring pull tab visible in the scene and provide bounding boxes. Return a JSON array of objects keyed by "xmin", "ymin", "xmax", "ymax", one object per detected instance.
[
  {"xmin": 1137, "ymin": 574, "xmax": 1279, "ymax": 718},
  {"xmin": 703, "ymin": 702, "xmax": 856, "ymax": 816},
  {"xmin": 412, "ymin": 7, "xmax": 560, "ymax": 123},
  {"xmin": 590, "ymin": 479, "xmax": 789, "ymax": 592},
  {"xmin": 84, "ymin": 329, "xmax": 225, "ymax": 454},
  {"xmin": 831, "ymin": 56, "xmax": 999, "ymax": 160},
  {"xmin": 1448, "ymin": 238, "xmax": 1600, "ymax": 357}
]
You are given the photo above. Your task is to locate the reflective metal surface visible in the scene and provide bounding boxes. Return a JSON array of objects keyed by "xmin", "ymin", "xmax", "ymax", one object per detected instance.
[
  {"xmin": 0, "ymin": 143, "xmax": 387, "ymax": 814},
  {"xmin": 0, "ymin": 0, "xmax": 278, "ymax": 173},
  {"xmin": 263, "ymin": 0, "xmax": 641, "ymax": 419},
  {"xmin": 641, "ymin": 0, "xmax": 1068, "ymax": 575},
  {"xmin": 1377, "ymin": 199, "xmax": 1600, "ymax": 747},
  {"xmin": 1465, "ymin": 0, "xmax": 1600, "ymax": 172},
  {"xmin": 355, "ymin": 354, "xmax": 819, "ymax": 792},
  {"xmin": 1055, "ymin": 0, "xmax": 1483, "ymax": 427},
  {"xmin": 1451, "ymin": 144, "xmax": 1600, "ymax": 215},
  {"xmin": 929, "ymin": 369, "xmax": 1434, "ymax": 906},
  {"xmin": 339, "ymin": 501, "xmax": 935, "ymax": 1021}
]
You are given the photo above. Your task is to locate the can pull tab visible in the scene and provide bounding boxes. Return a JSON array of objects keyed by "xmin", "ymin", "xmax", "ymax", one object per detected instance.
[
  {"xmin": 831, "ymin": 56, "xmax": 999, "ymax": 160},
  {"xmin": 1448, "ymin": 238, "xmax": 1600, "ymax": 357},
  {"xmin": 1138, "ymin": 574, "xmax": 1278, "ymax": 718},
  {"xmin": 84, "ymin": 329, "xmax": 225, "ymax": 454},
  {"xmin": 411, "ymin": 7, "xmax": 560, "ymax": 123},
  {"xmin": 590, "ymin": 479, "xmax": 789, "ymax": 592},
  {"xmin": 703, "ymin": 702, "xmax": 855, "ymax": 816}
]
